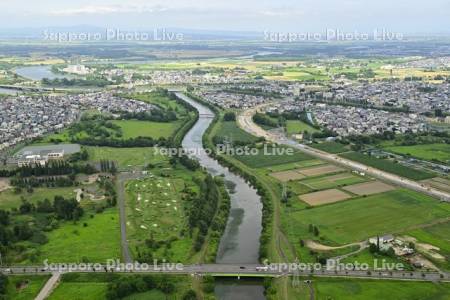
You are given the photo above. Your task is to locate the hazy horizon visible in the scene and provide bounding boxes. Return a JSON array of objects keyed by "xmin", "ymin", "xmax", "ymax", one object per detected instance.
[{"xmin": 1, "ymin": 0, "xmax": 450, "ymax": 34}]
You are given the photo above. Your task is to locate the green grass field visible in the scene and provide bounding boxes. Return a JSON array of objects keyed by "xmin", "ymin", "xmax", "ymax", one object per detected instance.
[
  {"xmin": 34, "ymin": 208, "xmax": 121, "ymax": 263},
  {"xmin": 233, "ymin": 146, "xmax": 313, "ymax": 168},
  {"xmin": 5, "ymin": 275, "xmax": 50, "ymax": 300},
  {"xmin": 286, "ymin": 120, "xmax": 319, "ymax": 135},
  {"xmin": 340, "ymin": 152, "xmax": 435, "ymax": 180},
  {"xmin": 48, "ymin": 282, "xmax": 108, "ymax": 300},
  {"xmin": 385, "ymin": 143, "xmax": 450, "ymax": 164},
  {"xmin": 311, "ymin": 141, "xmax": 350, "ymax": 154},
  {"xmin": 111, "ymin": 120, "xmax": 182, "ymax": 139},
  {"xmin": 214, "ymin": 120, "xmax": 259, "ymax": 144},
  {"xmin": 125, "ymin": 175, "xmax": 196, "ymax": 261},
  {"xmin": 86, "ymin": 146, "xmax": 165, "ymax": 170},
  {"xmin": 290, "ymin": 278, "xmax": 450, "ymax": 300},
  {"xmin": 406, "ymin": 221, "xmax": 450, "ymax": 270},
  {"xmin": 0, "ymin": 187, "xmax": 76, "ymax": 210},
  {"xmin": 284, "ymin": 189, "xmax": 450, "ymax": 245}
]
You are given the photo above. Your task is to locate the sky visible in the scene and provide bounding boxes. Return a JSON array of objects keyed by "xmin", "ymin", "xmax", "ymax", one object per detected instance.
[{"xmin": 1, "ymin": 0, "xmax": 450, "ymax": 33}]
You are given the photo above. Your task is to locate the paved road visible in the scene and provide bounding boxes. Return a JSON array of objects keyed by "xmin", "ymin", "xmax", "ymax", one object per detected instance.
[
  {"xmin": 237, "ymin": 105, "xmax": 450, "ymax": 202},
  {"xmin": 1, "ymin": 265, "xmax": 449, "ymax": 283},
  {"xmin": 34, "ymin": 272, "xmax": 60, "ymax": 300}
]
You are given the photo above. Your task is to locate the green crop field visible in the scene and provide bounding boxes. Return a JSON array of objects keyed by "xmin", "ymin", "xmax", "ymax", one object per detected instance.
[
  {"xmin": 214, "ymin": 120, "xmax": 259, "ymax": 144},
  {"xmin": 86, "ymin": 147, "xmax": 165, "ymax": 170},
  {"xmin": 4, "ymin": 275, "xmax": 50, "ymax": 300},
  {"xmin": 0, "ymin": 187, "xmax": 76, "ymax": 210},
  {"xmin": 34, "ymin": 208, "xmax": 121, "ymax": 263},
  {"xmin": 340, "ymin": 152, "xmax": 435, "ymax": 180},
  {"xmin": 233, "ymin": 146, "xmax": 313, "ymax": 168},
  {"xmin": 286, "ymin": 120, "xmax": 319, "ymax": 135},
  {"xmin": 111, "ymin": 120, "xmax": 182, "ymax": 139},
  {"xmin": 385, "ymin": 143, "xmax": 450, "ymax": 164},
  {"xmin": 311, "ymin": 141, "xmax": 350, "ymax": 154},
  {"xmin": 291, "ymin": 278, "xmax": 450, "ymax": 300},
  {"xmin": 284, "ymin": 189, "xmax": 450, "ymax": 245},
  {"xmin": 264, "ymin": 159, "xmax": 325, "ymax": 172}
]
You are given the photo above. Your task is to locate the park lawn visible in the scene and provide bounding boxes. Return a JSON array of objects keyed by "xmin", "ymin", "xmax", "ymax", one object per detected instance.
[
  {"xmin": 111, "ymin": 120, "xmax": 182, "ymax": 139},
  {"xmin": 232, "ymin": 146, "xmax": 313, "ymax": 168},
  {"xmin": 35, "ymin": 208, "xmax": 121, "ymax": 263},
  {"xmin": 48, "ymin": 282, "xmax": 108, "ymax": 300},
  {"xmin": 125, "ymin": 174, "xmax": 197, "ymax": 262},
  {"xmin": 86, "ymin": 146, "xmax": 166, "ymax": 170},
  {"xmin": 340, "ymin": 152, "xmax": 435, "ymax": 180},
  {"xmin": 385, "ymin": 143, "xmax": 450, "ymax": 164},
  {"xmin": 311, "ymin": 141, "xmax": 350, "ymax": 154},
  {"xmin": 309, "ymin": 278, "xmax": 450, "ymax": 300},
  {"xmin": 286, "ymin": 120, "xmax": 319, "ymax": 135},
  {"xmin": 214, "ymin": 120, "xmax": 259, "ymax": 144},
  {"xmin": 5, "ymin": 275, "xmax": 50, "ymax": 300},
  {"xmin": 0, "ymin": 187, "xmax": 76, "ymax": 210},
  {"xmin": 284, "ymin": 189, "xmax": 450, "ymax": 245}
]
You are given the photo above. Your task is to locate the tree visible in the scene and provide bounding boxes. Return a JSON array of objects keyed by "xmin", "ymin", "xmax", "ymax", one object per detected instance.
[
  {"xmin": 223, "ymin": 112, "xmax": 236, "ymax": 121},
  {"xmin": 183, "ymin": 290, "xmax": 198, "ymax": 300},
  {"xmin": 313, "ymin": 226, "xmax": 320, "ymax": 237}
]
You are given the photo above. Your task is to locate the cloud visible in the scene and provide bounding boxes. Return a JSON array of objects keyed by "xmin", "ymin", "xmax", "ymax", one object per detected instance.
[{"xmin": 48, "ymin": 4, "xmax": 168, "ymax": 16}]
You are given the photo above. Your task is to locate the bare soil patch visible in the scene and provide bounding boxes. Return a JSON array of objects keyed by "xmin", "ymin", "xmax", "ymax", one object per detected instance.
[
  {"xmin": 342, "ymin": 181, "xmax": 395, "ymax": 195},
  {"xmin": 299, "ymin": 188, "xmax": 352, "ymax": 206},
  {"xmin": 270, "ymin": 170, "xmax": 306, "ymax": 182},
  {"xmin": 297, "ymin": 164, "xmax": 344, "ymax": 177}
]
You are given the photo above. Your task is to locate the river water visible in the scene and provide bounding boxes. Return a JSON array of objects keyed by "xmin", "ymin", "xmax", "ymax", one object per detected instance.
[
  {"xmin": 14, "ymin": 66, "xmax": 73, "ymax": 81},
  {"xmin": 178, "ymin": 93, "xmax": 265, "ymax": 299}
]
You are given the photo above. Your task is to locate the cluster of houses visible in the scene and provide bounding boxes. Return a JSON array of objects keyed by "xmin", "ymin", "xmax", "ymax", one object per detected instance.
[
  {"xmin": 369, "ymin": 235, "xmax": 415, "ymax": 257},
  {"xmin": 0, "ymin": 92, "xmax": 156, "ymax": 151}
]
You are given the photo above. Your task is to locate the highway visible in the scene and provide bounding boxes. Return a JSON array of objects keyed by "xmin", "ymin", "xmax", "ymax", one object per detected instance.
[
  {"xmin": 237, "ymin": 105, "xmax": 450, "ymax": 202},
  {"xmin": 1, "ymin": 264, "xmax": 449, "ymax": 283}
]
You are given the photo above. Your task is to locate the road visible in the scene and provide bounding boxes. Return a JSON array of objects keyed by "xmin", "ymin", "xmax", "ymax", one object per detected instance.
[
  {"xmin": 1, "ymin": 265, "xmax": 449, "ymax": 283},
  {"xmin": 237, "ymin": 105, "xmax": 450, "ymax": 202},
  {"xmin": 117, "ymin": 172, "xmax": 145, "ymax": 264},
  {"xmin": 34, "ymin": 272, "xmax": 60, "ymax": 300}
]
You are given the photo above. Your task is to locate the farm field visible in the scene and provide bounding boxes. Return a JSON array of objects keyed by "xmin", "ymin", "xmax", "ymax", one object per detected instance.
[
  {"xmin": 285, "ymin": 120, "xmax": 319, "ymax": 135},
  {"xmin": 297, "ymin": 164, "xmax": 344, "ymax": 177},
  {"xmin": 421, "ymin": 177, "xmax": 450, "ymax": 193},
  {"xmin": 310, "ymin": 141, "xmax": 350, "ymax": 154},
  {"xmin": 299, "ymin": 188, "xmax": 352, "ymax": 206},
  {"xmin": 34, "ymin": 208, "xmax": 121, "ymax": 263},
  {"xmin": 270, "ymin": 170, "xmax": 306, "ymax": 182},
  {"xmin": 340, "ymin": 152, "xmax": 435, "ymax": 180},
  {"xmin": 342, "ymin": 181, "xmax": 395, "ymax": 196},
  {"xmin": 385, "ymin": 143, "xmax": 450, "ymax": 164},
  {"xmin": 4, "ymin": 275, "xmax": 50, "ymax": 300},
  {"xmin": 86, "ymin": 146, "xmax": 165, "ymax": 170},
  {"xmin": 0, "ymin": 187, "xmax": 76, "ymax": 210},
  {"xmin": 232, "ymin": 146, "xmax": 312, "ymax": 168},
  {"xmin": 111, "ymin": 120, "xmax": 182, "ymax": 139},
  {"xmin": 285, "ymin": 189, "xmax": 450, "ymax": 245},
  {"xmin": 264, "ymin": 159, "xmax": 325, "ymax": 172},
  {"xmin": 290, "ymin": 278, "xmax": 450, "ymax": 299},
  {"xmin": 298, "ymin": 173, "xmax": 368, "ymax": 190}
]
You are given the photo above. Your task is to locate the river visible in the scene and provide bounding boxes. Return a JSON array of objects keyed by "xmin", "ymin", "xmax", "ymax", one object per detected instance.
[
  {"xmin": 178, "ymin": 93, "xmax": 265, "ymax": 299},
  {"xmin": 14, "ymin": 66, "xmax": 73, "ymax": 81}
]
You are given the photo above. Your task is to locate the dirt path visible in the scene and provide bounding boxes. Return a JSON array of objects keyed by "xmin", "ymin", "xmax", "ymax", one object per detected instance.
[{"xmin": 305, "ymin": 240, "xmax": 362, "ymax": 251}]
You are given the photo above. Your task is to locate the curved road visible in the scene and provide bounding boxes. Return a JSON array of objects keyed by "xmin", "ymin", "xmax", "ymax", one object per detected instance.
[{"xmin": 237, "ymin": 105, "xmax": 450, "ymax": 202}]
